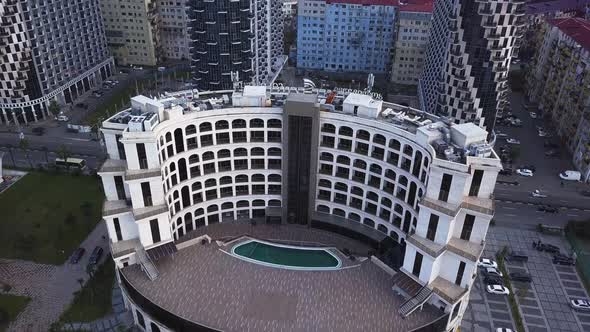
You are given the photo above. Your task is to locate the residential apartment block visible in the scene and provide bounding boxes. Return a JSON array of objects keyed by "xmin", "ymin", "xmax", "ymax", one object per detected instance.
[
  {"xmin": 527, "ymin": 17, "xmax": 590, "ymax": 182},
  {"xmin": 0, "ymin": 0, "xmax": 114, "ymax": 124},
  {"xmin": 158, "ymin": 0, "xmax": 189, "ymax": 60},
  {"xmin": 297, "ymin": 0, "xmax": 397, "ymax": 73},
  {"xmin": 187, "ymin": 0, "xmax": 286, "ymax": 90},
  {"xmin": 419, "ymin": 0, "xmax": 526, "ymax": 132},
  {"xmin": 100, "ymin": 0, "xmax": 161, "ymax": 66},
  {"xmin": 390, "ymin": 1, "xmax": 434, "ymax": 85}
]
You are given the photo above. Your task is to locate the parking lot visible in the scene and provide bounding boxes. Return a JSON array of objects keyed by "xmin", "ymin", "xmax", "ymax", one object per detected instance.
[{"xmin": 462, "ymin": 226, "xmax": 590, "ymax": 332}]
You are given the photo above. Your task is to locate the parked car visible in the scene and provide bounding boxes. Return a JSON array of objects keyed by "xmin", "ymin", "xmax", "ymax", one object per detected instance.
[
  {"xmin": 478, "ymin": 258, "xmax": 498, "ymax": 269},
  {"xmin": 499, "ymin": 168, "xmax": 513, "ymax": 176},
  {"xmin": 506, "ymin": 252, "xmax": 529, "ymax": 262},
  {"xmin": 69, "ymin": 248, "xmax": 86, "ymax": 264},
  {"xmin": 516, "ymin": 169, "xmax": 533, "ymax": 177},
  {"xmin": 486, "ymin": 284, "xmax": 510, "ymax": 295},
  {"xmin": 55, "ymin": 114, "xmax": 69, "ymax": 122},
  {"xmin": 545, "ymin": 150, "xmax": 559, "ymax": 157},
  {"xmin": 506, "ymin": 138, "xmax": 521, "ymax": 145},
  {"xmin": 570, "ymin": 299, "xmax": 590, "ymax": 311},
  {"xmin": 553, "ymin": 254, "xmax": 575, "ymax": 266},
  {"xmin": 580, "ymin": 190, "xmax": 590, "ymax": 197},
  {"xmin": 88, "ymin": 246, "xmax": 104, "ymax": 266},
  {"xmin": 496, "ymin": 132, "xmax": 508, "ymax": 138},
  {"xmin": 531, "ymin": 190, "xmax": 547, "ymax": 198},
  {"xmin": 560, "ymin": 170, "xmax": 581, "ymax": 181},
  {"xmin": 519, "ymin": 165, "xmax": 537, "ymax": 172},
  {"xmin": 510, "ymin": 272, "xmax": 532, "ymax": 283},
  {"xmin": 538, "ymin": 205, "xmax": 558, "ymax": 213},
  {"xmin": 483, "ymin": 267, "xmax": 503, "ymax": 278},
  {"xmin": 32, "ymin": 127, "xmax": 45, "ymax": 136},
  {"xmin": 534, "ymin": 241, "xmax": 560, "ymax": 253},
  {"xmin": 484, "ymin": 275, "xmax": 504, "ymax": 285},
  {"xmin": 529, "ymin": 112, "xmax": 538, "ymax": 118}
]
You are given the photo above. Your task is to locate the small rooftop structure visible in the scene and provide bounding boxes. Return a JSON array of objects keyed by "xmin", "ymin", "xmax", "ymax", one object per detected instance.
[
  {"xmin": 343, "ymin": 93, "xmax": 383, "ymax": 118},
  {"xmin": 451, "ymin": 123, "xmax": 488, "ymax": 148}
]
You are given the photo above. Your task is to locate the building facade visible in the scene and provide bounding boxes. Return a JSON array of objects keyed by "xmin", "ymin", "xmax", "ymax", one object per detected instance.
[
  {"xmin": 419, "ymin": 0, "xmax": 526, "ymax": 132},
  {"xmin": 526, "ymin": 17, "xmax": 590, "ymax": 182},
  {"xmin": 0, "ymin": 0, "xmax": 114, "ymax": 125},
  {"xmin": 187, "ymin": 0, "xmax": 286, "ymax": 91},
  {"xmin": 100, "ymin": 0, "xmax": 161, "ymax": 66},
  {"xmin": 390, "ymin": 2, "xmax": 434, "ymax": 86},
  {"xmin": 158, "ymin": 0, "xmax": 190, "ymax": 61},
  {"xmin": 98, "ymin": 85, "xmax": 500, "ymax": 331},
  {"xmin": 296, "ymin": 0, "xmax": 397, "ymax": 73}
]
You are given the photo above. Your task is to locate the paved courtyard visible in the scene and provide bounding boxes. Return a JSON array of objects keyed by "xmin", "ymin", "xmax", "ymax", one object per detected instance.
[{"xmin": 463, "ymin": 226, "xmax": 590, "ymax": 332}]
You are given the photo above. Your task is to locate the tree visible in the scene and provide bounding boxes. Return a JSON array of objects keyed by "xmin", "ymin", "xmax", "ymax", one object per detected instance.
[
  {"xmin": 48, "ymin": 100, "xmax": 60, "ymax": 117},
  {"xmin": 5, "ymin": 144, "xmax": 16, "ymax": 166},
  {"xmin": 18, "ymin": 138, "xmax": 33, "ymax": 169},
  {"xmin": 76, "ymin": 278, "xmax": 84, "ymax": 289},
  {"xmin": 56, "ymin": 145, "xmax": 71, "ymax": 171}
]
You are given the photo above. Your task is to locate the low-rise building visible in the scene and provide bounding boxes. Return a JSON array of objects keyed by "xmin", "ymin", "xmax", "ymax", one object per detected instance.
[
  {"xmin": 158, "ymin": 0, "xmax": 189, "ymax": 61},
  {"xmin": 527, "ymin": 17, "xmax": 590, "ymax": 182}
]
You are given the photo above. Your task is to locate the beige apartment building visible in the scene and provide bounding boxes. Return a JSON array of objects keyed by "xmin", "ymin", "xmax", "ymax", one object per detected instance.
[{"xmin": 100, "ymin": 0, "xmax": 161, "ymax": 66}]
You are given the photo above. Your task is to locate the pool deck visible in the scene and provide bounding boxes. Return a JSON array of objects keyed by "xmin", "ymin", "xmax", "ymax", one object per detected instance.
[{"xmin": 122, "ymin": 224, "xmax": 444, "ymax": 331}]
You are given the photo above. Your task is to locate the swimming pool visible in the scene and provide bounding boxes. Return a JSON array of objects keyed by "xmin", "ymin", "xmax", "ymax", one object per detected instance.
[{"xmin": 231, "ymin": 239, "xmax": 342, "ymax": 270}]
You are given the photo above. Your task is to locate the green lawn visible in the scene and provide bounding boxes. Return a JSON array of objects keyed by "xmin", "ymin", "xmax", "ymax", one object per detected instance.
[
  {"xmin": 0, "ymin": 294, "xmax": 31, "ymax": 331},
  {"xmin": 60, "ymin": 260, "xmax": 115, "ymax": 323},
  {"xmin": 0, "ymin": 172, "xmax": 103, "ymax": 265}
]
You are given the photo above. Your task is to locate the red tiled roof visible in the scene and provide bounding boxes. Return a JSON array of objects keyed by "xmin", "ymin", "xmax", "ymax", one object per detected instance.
[
  {"xmin": 547, "ymin": 17, "xmax": 590, "ymax": 51},
  {"xmin": 324, "ymin": 0, "xmax": 434, "ymax": 12}
]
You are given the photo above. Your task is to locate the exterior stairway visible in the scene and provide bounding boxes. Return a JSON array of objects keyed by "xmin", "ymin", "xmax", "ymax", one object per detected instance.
[
  {"xmin": 398, "ymin": 285, "xmax": 433, "ymax": 317},
  {"xmin": 136, "ymin": 247, "xmax": 159, "ymax": 281}
]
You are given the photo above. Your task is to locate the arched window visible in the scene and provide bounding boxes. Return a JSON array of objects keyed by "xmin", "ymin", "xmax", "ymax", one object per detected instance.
[
  {"xmin": 191, "ymin": 182, "xmax": 202, "ymax": 191},
  {"xmin": 202, "ymin": 151, "xmax": 214, "ymax": 161},
  {"xmin": 220, "ymin": 176, "xmax": 232, "ymax": 185},
  {"xmin": 318, "ymin": 179, "xmax": 331, "ymax": 188},
  {"xmin": 377, "ymin": 224, "xmax": 388, "ymax": 234},
  {"xmin": 250, "ymin": 118, "xmax": 264, "ymax": 128},
  {"xmin": 184, "ymin": 213, "xmax": 193, "ymax": 232},
  {"xmin": 268, "ymin": 147, "xmax": 281, "ymax": 156},
  {"xmin": 351, "ymin": 186, "xmax": 363, "ymax": 196},
  {"xmin": 348, "ymin": 213, "xmax": 361, "ymax": 222},
  {"xmin": 173, "ymin": 190, "xmax": 179, "ymax": 199},
  {"xmin": 353, "ymin": 159, "xmax": 367, "ymax": 169},
  {"xmin": 159, "ymin": 136, "xmax": 164, "ymax": 146},
  {"xmin": 403, "ymin": 145, "xmax": 413, "ymax": 156},
  {"xmin": 412, "ymin": 151, "xmax": 423, "ymax": 177},
  {"xmin": 150, "ymin": 322, "xmax": 161, "ymax": 332},
  {"xmin": 356, "ymin": 129, "xmax": 370, "ymax": 141},
  {"xmin": 236, "ymin": 174, "xmax": 248, "ymax": 183},
  {"xmin": 317, "ymin": 205, "xmax": 330, "ymax": 213},
  {"xmin": 321, "ymin": 123, "xmax": 336, "ymax": 133},
  {"xmin": 199, "ymin": 122, "xmax": 212, "ymax": 132},
  {"xmin": 252, "ymin": 199, "xmax": 265, "ymax": 206},
  {"xmin": 320, "ymin": 152, "xmax": 333, "ymax": 162},
  {"xmin": 188, "ymin": 154, "xmax": 200, "ymax": 164},
  {"xmin": 333, "ymin": 208, "xmax": 346, "ymax": 217},
  {"xmin": 363, "ymin": 218, "xmax": 375, "ymax": 228},
  {"xmin": 194, "ymin": 208, "xmax": 204, "ymax": 216},
  {"xmin": 334, "ymin": 182, "xmax": 348, "ymax": 192},
  {"xmin": 234, "ymin": 148, "xmax": 247, "ymax": 157},
  {"xmin": 165, "ymin": 132, "xmax": 172, "ymax": 143},
  {"xmin": 399, "ymin": 175, "xmax": 408, "ymax": 186},
  {"xmin": 186, "ymin": 125, "xmax": 197, "ymax": 135},
  {"xmin": 221, "ymin": 202, "xmax": 234, "ymax": 210},
  {"xmin": 217, "ymin": 149, "xmax": 231, "ymax": 159},
  {"xmin": 232, "ymin": 119, "xmax": 246, "ymax": 128},
  {"xmin": 268, "ymin": 199, "xmax": 281, "ymax": 206},
  {"xmin": 237, "ymin": 200, "xmax": 249, "ymax": 208},
  {"xmin": 207, "ymin": 205, "xmax": 218, "ymax": 213},
  {"xmin": 339, "ymin": 126, "xmax": 353, "ymax": 136},
  {"xmin": 174, "ymin": 128, "xmax": 184, "ymax": 153},
  {"xmin": 385, "ymin": 169, "xmax": 396, "ymax": 180},
  {"xmin": 215, "ymin": 120, "xmax": 229, "ymax": 130},
  {"xmin": 373, "ymin": 134, "xmax": 386, "ymax": 145},
  {"xmin": 205, "ymin": 179, "xmax": 217, "ymax": 187},
  {"xmin": 336, "ymin": 155, "xmax": 350, "ymax": 165},
  {"xmin": 390, "ymin": 231, "xmax": 399, "ymax": 242},
  {"xmin": 394, "ymin": 204, "xmax": 403, "ymax": 214},
  {"xmin": 389, "ymin": 139, "xmax": 401, "ymax": 150},
  {"xmin": 381, "ymin": 197, "xmax": 392, "ymax": 208},
  {"xmin": 251, "ymin": 147, "xmax": 265, "ymax": 156},
  {"xmin": 370, "ymin": 164, "xmax": 382, "ymax": 174},
  {"xmin": 267, "ymin": 119, "xmax": 282, "ymax": 128},
  {"xmin": 268, "ymin": 174, "xmax": 281, "ymax": 182},
  {"xmin": 178, "ymin": 158, "xmax": 187, "ymax": 181},
  {"xmin": 367, "ymin": 191, "xmax": 378, "ymax": 202},
  {"xmin": 252, "ymin": 174, "xmax": 265, "ymax": 182},
  {"xmin": 181, "ymin": 186, "xmax": 190, "ymax": 208},
  {"xmin": 136, "ymin": 310, "xmax": 145, "ymax": 328}
]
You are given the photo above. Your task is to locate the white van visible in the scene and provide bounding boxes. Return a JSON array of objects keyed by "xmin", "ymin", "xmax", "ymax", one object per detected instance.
[{"xmin": 559, "ymin": 170, "xmax": 581, "ymax": 181}]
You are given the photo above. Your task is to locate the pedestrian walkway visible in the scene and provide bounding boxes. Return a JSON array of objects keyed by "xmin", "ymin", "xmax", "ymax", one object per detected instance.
[
  {"xmin": 0, "ymin": 222, "xmax": 108, "ymax": 331},
  {"xmin": 62, "ymin": 283, "xmax": 135, "ymax": 332}
]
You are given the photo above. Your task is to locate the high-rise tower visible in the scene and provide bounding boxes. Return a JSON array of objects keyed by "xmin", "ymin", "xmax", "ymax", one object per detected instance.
[{"xmin": 419, "ymin": 0, "xmax": 526, "ymax": 132}]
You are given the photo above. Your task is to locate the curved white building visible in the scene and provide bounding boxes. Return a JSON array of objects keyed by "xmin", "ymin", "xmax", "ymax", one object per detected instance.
[{"xmin": 99, "ymin": 85, "xmax": 501, "ymax": 332}]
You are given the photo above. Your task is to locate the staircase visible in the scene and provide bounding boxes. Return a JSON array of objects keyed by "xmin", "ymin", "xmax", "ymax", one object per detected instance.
[
  {"xmin": 398, "ymin": 285, "xmax": 433, "ymax": 317},
  {"xmin": 137, "ymin": 247, "xmax": 159, "ymax": 281}
]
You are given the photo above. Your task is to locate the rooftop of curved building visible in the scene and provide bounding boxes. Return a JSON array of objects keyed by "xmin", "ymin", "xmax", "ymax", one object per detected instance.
[
  {"xmin": 102, "ymin": 85, "xmax": 499, "ymax": 166},
  {"xmin": 121, "ymin": 223, "xmax": 445, "ymax": 332}
]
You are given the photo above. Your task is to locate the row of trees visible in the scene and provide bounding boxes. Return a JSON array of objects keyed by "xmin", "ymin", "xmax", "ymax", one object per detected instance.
[{"xmin": 4, "ymin": 142, "xmax": 72, "ymax": 170}]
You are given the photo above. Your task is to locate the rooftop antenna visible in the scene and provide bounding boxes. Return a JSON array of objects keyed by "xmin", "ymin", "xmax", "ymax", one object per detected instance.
[{"xmin": 367, "ymin": 73, "xmax": 375, "ymax": 92}]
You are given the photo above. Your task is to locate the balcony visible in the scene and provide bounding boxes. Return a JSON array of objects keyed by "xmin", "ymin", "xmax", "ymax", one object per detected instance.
[
  {"xmin": 461, "ymin": 195, "xmax": 495, "ymax": 215},
  {"xmin": 430, "ymin": 277, "xmax": 468, "ymax": 304},
  {"xmin": 447, "ymin": 237, "xmax": 484, "ymax": 261},
  {"xmin": 407, "ymin": 234, "xmax": 445, "ymax": 258},
  {"xmin": 98, "ymin": 159, "xmax": 126, "ymax": 173},
  {"xmin": 133, "ymin": 204, "xmax": 168, "ymax": 221},
  {"xmin": 125, "ymin": 168, "xmax": 161, "ymax": 181},
  {"xmin": 103, "ymin": 200, "xmax": 132, "ymax": 217},
  {"xmin": 110, "ymin": 238, "xmax": 141, "ymax": 259}
]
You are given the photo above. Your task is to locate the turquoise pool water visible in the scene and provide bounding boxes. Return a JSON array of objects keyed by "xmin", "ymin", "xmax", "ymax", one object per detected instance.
[{"xmin": 232, "ymin": 240, "xmax": 341, "ymax": 270}]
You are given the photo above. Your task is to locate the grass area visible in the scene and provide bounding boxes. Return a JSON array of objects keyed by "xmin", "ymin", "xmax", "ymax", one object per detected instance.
[
  {"xmin": 83, "ymin": 69, "xmax": 193, "ymax": 126},
  {"xmin": 0, "ymin": 172, "xmax": 103, "ymax": 265},
  {"xmin": 0, "ymin": 294, "xmax": 31, "ymax": 331},
  {"xmin": 59, "ymin": 260, "xmax": 115, "ymax": 324},
  {"xmin": 496, "ymin": 246, "xmax": 525, "ymax": 332}
]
